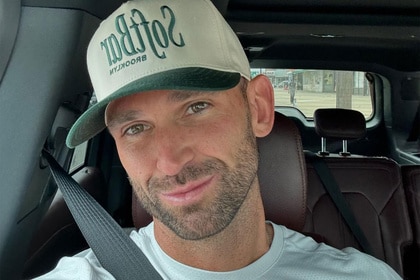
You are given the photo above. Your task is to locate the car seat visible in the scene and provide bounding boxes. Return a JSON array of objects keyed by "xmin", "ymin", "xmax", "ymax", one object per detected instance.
[{"xmin": 304, "ymin": 108, "xmax": 414, "ymax": 278}]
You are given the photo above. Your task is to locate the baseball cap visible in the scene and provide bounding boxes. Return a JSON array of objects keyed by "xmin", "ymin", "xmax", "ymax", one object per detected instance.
[{"xmin": 66, "ymin": 0, "xmax": 251, "ymax": 148}]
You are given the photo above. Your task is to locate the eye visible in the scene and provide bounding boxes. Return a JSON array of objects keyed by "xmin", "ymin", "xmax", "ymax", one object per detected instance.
[
  {"xmin": 124, "ymin": 123, "xmax": 150, "ymax": 136},
  {"xmin": 186, "ymin": 102, "xmax": 209, "ymax": 115}
]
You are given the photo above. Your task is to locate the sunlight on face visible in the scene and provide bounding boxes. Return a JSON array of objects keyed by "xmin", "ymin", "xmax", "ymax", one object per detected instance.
[
  {"xmin": 108, "ymin": 80, "xmax": 259, "ymax": 240},
  {"xmin": 130, "ymin": 118, "xmax": 258, "ymax": 240}
]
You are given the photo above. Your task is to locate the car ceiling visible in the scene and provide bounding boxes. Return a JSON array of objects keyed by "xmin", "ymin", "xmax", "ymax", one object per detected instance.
[{"xmin": 22, "ymin": 0, "xmax": 420, "ymax": 71}]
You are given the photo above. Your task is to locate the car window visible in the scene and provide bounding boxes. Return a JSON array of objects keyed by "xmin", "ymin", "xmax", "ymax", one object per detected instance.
[
  {"xmin": 68, "ymin": 94, "xmax": 97, "ymax": 173},
  {"xmin": 251, "ymin": 69, "xmax": 373, "ymax": 119},
  {"xmin": 69, "ymin": 141, "xmax": 89, "ymax": 173}
]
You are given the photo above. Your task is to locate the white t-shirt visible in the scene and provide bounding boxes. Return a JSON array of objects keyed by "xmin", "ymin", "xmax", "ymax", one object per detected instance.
[{"xmin": 34, "ymin": 222, "xmax": 402, "ymax": 279}]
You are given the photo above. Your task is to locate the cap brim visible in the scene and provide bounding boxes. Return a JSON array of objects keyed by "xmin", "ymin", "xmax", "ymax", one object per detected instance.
[{"xmin": 66, "ymin": 67, "xmax": 241, "ymax": 148}]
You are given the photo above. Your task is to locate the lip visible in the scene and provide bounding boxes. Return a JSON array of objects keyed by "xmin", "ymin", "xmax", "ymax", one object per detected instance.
[{"xmin": 160, "ymin": 175, "xmax": 214, "ymax": 206}]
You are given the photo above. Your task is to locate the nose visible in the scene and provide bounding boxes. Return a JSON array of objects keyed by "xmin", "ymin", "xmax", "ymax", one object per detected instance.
[{"xmin": 154, "ymin": 126, "xmax": 194, "ymax": 177}]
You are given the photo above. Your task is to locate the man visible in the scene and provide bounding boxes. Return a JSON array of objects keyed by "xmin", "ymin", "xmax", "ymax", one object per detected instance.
[{"xmin": 37, "ymin": 0, "xmax": 401, "ymax": 279}]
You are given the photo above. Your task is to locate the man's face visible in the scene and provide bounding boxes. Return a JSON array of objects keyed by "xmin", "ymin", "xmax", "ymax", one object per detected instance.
[{"xmin": 106, "ymin": 81, "xmax": 259, "ymax": 240}]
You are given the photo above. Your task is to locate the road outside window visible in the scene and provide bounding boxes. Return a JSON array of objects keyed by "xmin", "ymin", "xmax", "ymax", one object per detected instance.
[{"xmin": 251, "ymin": 69, "xmax": 373, "ymax": 119}]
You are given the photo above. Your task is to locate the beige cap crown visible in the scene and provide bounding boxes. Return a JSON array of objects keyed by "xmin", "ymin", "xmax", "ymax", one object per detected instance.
[{"xmin": 66, "ymin": 0, "xmax": 250, "ymax": 148}]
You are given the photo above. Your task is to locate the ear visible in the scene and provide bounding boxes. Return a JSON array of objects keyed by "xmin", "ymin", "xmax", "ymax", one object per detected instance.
[{"xmin": 247, "ymin": 75, "xmax": 275, "ymax": 138}]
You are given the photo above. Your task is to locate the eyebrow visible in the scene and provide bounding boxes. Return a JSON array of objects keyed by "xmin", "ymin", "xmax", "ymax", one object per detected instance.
[
  {"xmin": 167, "ymin": 90, "xmax": 220, "ymax": 103},
  {"xmin": 106, "ymin": 90, "xmax": 221, "ymax": 129},
  {"xmin": 106, "ymin": 110, "xmax": 141, "ymax": 130}
]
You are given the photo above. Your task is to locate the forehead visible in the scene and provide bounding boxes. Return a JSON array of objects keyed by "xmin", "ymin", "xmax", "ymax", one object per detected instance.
[
  {"xmin": 108, "ymin": 89, "xmax": 222, "ymax": 109},
  {"xmin": 104, "ymin": 88, "xmax": 234, "ymax": 125},
  {"xmin": 106, "ymin": 78, "xmax": 245, "ymax": 114}
]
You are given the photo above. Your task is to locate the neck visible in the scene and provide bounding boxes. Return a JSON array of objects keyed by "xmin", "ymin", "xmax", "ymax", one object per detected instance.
[{"xmin": 153, "ymin": 182, "xmax": 273, "ymax": 271}]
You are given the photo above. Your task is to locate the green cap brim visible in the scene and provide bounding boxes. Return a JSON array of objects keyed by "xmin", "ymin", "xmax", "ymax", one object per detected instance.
[{"xmin": 66, "ymin": 67, "xmax": 241, "ymax": 148}]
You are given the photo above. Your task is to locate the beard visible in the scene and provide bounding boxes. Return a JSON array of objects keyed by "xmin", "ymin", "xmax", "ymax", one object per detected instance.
[{"xmin": 130, "ymin": 118, "xmax": 259, "ymax": 241}]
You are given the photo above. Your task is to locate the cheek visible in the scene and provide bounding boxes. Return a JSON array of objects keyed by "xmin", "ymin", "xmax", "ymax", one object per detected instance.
[
  {"xmin": 114, "ymin": 112, "xmax": 248, "ymax": 179},
  {"xmin": 197, "ymin": 116, "xmax": 245, "ymax": 159},
  {"xmin": 116, "ymin": 141, "xmax": 151, "ymax": 183}
]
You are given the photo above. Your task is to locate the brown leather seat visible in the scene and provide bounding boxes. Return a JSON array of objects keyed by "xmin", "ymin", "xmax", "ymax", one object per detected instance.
[
  {"xmin": 402, "ymin": 165, "xmax": 420, "ymax": 242},
  {"xmin": 401, "ymin": 165, "xmax": 420, "ymax": 279},
  {"xmin": 132, "ymin": 111, "xmax": 308, "ymax": 232},
  {"xmin": 24, "ymin": 167, "xmax": 106, "ymax": 278},
  {"xmin": 304, "ymin": 108, "xmax": 413, "ymax": 277}
]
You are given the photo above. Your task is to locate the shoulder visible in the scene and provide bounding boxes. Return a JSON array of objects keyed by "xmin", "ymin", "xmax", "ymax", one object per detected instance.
[
  {"xmin": 31, "ymin": 248, "xmax": 115, "ymax": 280},
  {"xmin": 272, "ymin": 224, "xmax": 401, "ymax": 279},
  {"xmin": 32, "ymin": 225, "xmax": 155, "ymax": 280}
]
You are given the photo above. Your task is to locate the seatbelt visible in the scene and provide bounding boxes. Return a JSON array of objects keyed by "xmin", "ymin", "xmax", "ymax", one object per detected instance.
[
  {"xmin": 42, "ymin": 150, "xmax": 163, "ymax": 280},
  {"xmin": 306, "ymin": 152, "xmax": 374, "ymax": 256}
]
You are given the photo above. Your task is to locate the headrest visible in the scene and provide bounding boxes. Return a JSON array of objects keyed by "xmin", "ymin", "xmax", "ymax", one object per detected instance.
[
  {"xmin": 314, "ymin": 108, "xmax": 366, "ymax": 140},
  {"xmin": 132, "ymin": 112, "xmax": 307, "ymax": 232}
]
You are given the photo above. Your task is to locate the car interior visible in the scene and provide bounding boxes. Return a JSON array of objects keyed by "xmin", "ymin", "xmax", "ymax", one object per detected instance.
[{"xmin": 0, "ymin": 0, "xmax": 419, "ymax": 279}]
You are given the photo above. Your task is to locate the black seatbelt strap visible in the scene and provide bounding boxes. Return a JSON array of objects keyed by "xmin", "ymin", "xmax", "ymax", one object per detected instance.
[
  {"xmin": 307, "ymin": 153, "xmax": 374, "ymax": 256},
  {"xmin": 42, "ymin": 150, "xmax": 163, "ymax": 280}
]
